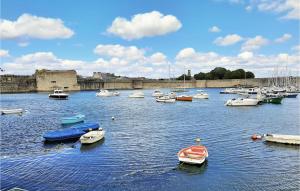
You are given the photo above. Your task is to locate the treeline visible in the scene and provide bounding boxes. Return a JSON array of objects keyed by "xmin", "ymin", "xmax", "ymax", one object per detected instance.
[{"xmin": 177, "ymin": 67, "xmax": 255, "ymax": 80}]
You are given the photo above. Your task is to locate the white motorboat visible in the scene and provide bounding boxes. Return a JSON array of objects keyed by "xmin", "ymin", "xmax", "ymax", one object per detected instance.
[
  {"xmin": 156, "ymin": 96, "xmax": 175, "ymax": 103},
  {"xmin": 49, "ymin": 89, "xmax": 69, "ymax": 99},
  {"xmin": 1, "ymin": 108, "xmax": 24, "ymax": 115},
  {"xmin": 225, "ymin": 98, "xmax": 259, "ymax": 106},
  {"xmin": 129, "ymin": 91, "xmax": 144, "ymax": 98},
  {"xmin": 167, "ymin": 92, "xmax": 177, "ymax": 99},
  {"xmin": 264, "ymin": 134, "xmax": 300, "ymax": 145},
  {"xmin": 152, "ymin": 90, "xmax": 164, "ymax": 97},
  {"xmin": 96, "ymin": 89, "xmax": 113, "ymax": 97},
  {"xmin": 80, "ymin": 128, "xmax": 105, "ymax": 144},
  {"xmin": 193, "ymin": 90, "xmax": 209, "ymax": 99}
]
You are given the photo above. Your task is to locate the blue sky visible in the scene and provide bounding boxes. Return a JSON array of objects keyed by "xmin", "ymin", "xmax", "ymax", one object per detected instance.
[{"xmin": 1, "ymin": 0, "xmax": 299, "ymax": 77}]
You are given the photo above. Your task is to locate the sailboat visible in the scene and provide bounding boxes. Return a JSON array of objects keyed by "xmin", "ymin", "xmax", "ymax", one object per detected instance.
[{"xmin": 175, "ymin": 67, "xmax": 193, "ymax": 101}]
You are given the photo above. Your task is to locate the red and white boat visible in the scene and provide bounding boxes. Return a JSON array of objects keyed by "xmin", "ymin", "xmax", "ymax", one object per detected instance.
[{"xmin": 177, "ymin": 145, "xmax": 208, "ymax": 165}]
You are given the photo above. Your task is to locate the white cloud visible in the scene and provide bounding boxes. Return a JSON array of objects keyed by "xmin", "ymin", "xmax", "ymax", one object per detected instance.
[
  {"xmin": 275, "ymin": 33, "xmax": 292, "ymax": 43},
  {"xmin": 238, "ymin": 51, "xmax": 254, "ymax": 60},
  {"xmin": 175, "ymin": 47, "xmax": 300, "ymax": 77},
  {"xmin": 149, "ymin": 52, "xmax": 167, "ymax": 66},
  {"xmin": 209, "ymin": 26, "xmax": 221, "ymax": 33},
  {"xmin": 94, "ymin": 44, "xmax": 145, "ymax": 61},
  {"xmin": 291, "ymin": 45, "xmax": 300, "ymax": 53},
  {"xmin": 0, "ymin": 49, "xmax": 9, "ymax": 57},
  {"xmin": 241, "ymin": 36, "xmax": 269, "ymax": 51},
  {"xmin": 107, "ymin": 11, "xmax": 182, "ymax": 40},
  {"xmin": 214, "ymin": 34, "xmax": 243, "ymax": 46},
  {"xmin": 0, "ymin": 13, "xmax": 74, "ymax": 39},
  {"xmin": 250, "ymin": 0, "xmax": 300, "ymax": 20}
]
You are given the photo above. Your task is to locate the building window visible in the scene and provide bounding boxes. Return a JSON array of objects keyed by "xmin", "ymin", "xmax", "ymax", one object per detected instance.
[
  {"xmin": 51, "ymin": 81, "xmax": 56, "ymax": 83},
  {"xmin": 64, "ymin": 87, "xmax": 69, "ymax": 89}
]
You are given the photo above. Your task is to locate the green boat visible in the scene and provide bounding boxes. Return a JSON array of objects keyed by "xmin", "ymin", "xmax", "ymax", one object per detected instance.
[{"xmin": 263, "ymin": 97, "xmax": 283, "ymax": 104}]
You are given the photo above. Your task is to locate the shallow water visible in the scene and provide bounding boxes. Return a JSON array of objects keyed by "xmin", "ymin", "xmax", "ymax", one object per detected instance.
[{"xmin": 1, "ymin": 89, "xmax": 299, "ymax": 191}]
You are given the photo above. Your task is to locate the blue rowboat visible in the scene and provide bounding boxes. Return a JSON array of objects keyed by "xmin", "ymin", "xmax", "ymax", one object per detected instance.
[
  {"xmin": 43, "ymin": 122, "xmax": 99, "ymax": 142},
  {"xmin": 61, "ymin": 114, "xmax": 85, "ymax": 124}
]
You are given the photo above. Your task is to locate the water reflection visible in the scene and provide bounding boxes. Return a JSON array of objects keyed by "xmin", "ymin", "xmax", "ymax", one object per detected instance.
[
  {"xmin": 176, "ymin": 161, "xmax": 208, "ymax": 175},
  {"xmin": 80, "ymin": 138, "xmax": 105, "ymax": 152},
  {"xmin": 264, "ymin": 142, "xmax": 300, "ymax": 151}
]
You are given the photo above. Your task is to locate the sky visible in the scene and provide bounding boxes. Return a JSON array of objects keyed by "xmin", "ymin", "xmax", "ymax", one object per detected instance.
[{"xmin": 0, "ymin": 0, "xmax": 299, "ymax": 78}]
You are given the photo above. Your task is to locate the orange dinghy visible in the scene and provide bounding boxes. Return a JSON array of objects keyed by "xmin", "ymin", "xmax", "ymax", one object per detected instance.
[
  {"xmin": 176, "ymin": 95, "xmax": 193, "ymax": 101},
  {"xmin": 177, "ymin": 146, "xmax": 208, "ymax": 165}
]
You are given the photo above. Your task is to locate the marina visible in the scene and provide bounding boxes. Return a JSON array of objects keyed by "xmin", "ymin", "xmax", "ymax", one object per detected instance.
[{"xmin": 1, "ymin": 88, "xmax": 299, "ymax": 191}]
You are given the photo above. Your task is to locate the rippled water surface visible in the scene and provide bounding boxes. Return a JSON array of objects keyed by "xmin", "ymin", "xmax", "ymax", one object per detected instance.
[{"xmin": 1, "ymin": 89, "xmax": 300, "ymax": 191}]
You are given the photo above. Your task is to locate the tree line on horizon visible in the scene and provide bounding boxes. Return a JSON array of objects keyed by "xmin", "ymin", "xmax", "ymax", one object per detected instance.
[{"xmin": 176, "ymin": 67, "xmax": 255, "ymax": 80}]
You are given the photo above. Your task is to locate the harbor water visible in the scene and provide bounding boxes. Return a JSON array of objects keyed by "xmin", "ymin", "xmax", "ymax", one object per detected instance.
[{"xmin": 1, "ymin": 89, "xmax": 299, "ymax": 191}]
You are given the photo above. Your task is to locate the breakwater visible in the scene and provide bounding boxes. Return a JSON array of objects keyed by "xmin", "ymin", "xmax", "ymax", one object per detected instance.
[{"xmin": 1, "ymin": 73, "xmax": 299, "ymax": 93}]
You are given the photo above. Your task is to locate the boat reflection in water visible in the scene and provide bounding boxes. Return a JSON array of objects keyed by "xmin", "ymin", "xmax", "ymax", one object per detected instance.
[
  {"xmin": 176, "ymin": 161, "xmax": 208, "ymax": 175},
  {"xmin": 80, "ymin": 138, "xmax": 105, "ymax": 152}
]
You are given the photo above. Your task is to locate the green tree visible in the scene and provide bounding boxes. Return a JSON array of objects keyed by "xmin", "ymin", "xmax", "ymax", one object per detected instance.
[
  {"xmin": 210, "ymin": 67, "xmax": 227, "ymax": 79},
  {"xmin": 246, "ymin": 71, "xmax": 255, "ymax": 78},
  {"xmin": 194, "ymin": 72, "xmax": 206, "ymax": 80}
]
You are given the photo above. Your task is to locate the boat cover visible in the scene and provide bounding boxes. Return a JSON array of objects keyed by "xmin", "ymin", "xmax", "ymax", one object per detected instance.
[{"xmin": 43, "ymin": 122, "xmax": 99, "ymax": 141}]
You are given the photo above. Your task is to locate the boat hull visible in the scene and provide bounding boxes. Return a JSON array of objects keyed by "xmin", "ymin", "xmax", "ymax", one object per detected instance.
[
  {"xmin": 177, "ymin": 146, "xmax": 208, "ymax": 165},
  {"xmin": 1, "ymin": 109, "xmax": 24, "ymax": 115},
  {"xmin": 193, "ymin": 94, "xmax": 209, "ymax": 99},
  {"xmin": 61, "ymin": 114, "xmax": 85, "ymax": 124},
  {"xmin": 263, "ymin": 97, "xmax": 282, "ymax": 104},
  {"xmin": 176, "ymin": 96, "xmax": 193, "ymax": 101},
  {"xmin": 225, "ymin": 99, "xmax": 259, "ymax": 106},
  {"xmin": 264, "ymin": 134, "xmax": 300, "ymax": 145},
  {"xmin": 80, "ymin": 131, "xmax": 105, "ymax": 144},
  {"xmin": 49, "ymin": 95, "xmax": 68, "ymax": 99}
]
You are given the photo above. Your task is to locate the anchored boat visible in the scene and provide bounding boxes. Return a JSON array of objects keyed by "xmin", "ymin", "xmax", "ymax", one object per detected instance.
[
  {"xmin": 43, "ymin": 122, "xmax": 100, "ymax": 142},
  {"xmin": 1, "ymin": 108, "xmax": 24, "ymax": 115},
  {"xmin": 264, "ymin": 134, "xmax": 300, "ymax": 145},
  {"xmin": 193, "ymin": 90, "xmax": 209, "ymax": 99},
  {"xmin": 156, "ymin": 96, "xmax": 175, "ymax": 103},
  {"xmin": 152, "ymin": 90, "xmax": 164, "ymax": 97},
  {"xmin": 225, "ymin": 98, "xmax": 259, "ymax": 106},
  {"xmin": 178, "ymin": 145, "xmax": 208, "ymax": 165},
  {"xmin": 49, "ymin": 89, "xmax": 69, "ymax": 99},
  {"xmin": 61, "ymin": 114, "xmax": 85, "ymax": 125},
  {"xmin": 80, "ymin": 128, "xmax": 105, "ymax": 144},
  {"xmin": 176, "ymin": 95, "xmax": 193, "ymax": 101}
]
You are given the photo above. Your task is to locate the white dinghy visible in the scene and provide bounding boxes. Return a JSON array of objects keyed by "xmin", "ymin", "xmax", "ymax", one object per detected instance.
[
  {"xmin": 1, "ymin": 108, "xmax": 24, "ymax": 115},
  {"xmin": 264, "ymin": 134, "xmax": 300, "ymax": 145},
  {"xmin": 80, "ymin": 128, "xmax": 105, "ymax": 144},
  {"xmin": 225, "ymin": 98, "xmax": 259, "ymax": 106}
]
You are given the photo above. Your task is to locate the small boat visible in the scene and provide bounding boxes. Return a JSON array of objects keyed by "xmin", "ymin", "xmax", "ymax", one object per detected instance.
[
  {"xmin": 156, "ymin": 96, "xmax": 176, "ymax": 103},
  {"xmin": 113, "ymin": 91, "xmax": 120, "ymax": 96},
  {"xmin": 284, "ymin": 93, "xmax": 298, "ymax": 98},
  {"xmin": 167, "ymin": 92, "xmax": 177, "ymax": 99},
  {"xmin": 43, "ymin": 122, "xmax": 99, "ymax": 142},
  {"xmin": 225, "ymin": 98, "xmax": 259, "ymax": 106},
  {"xmin": 176, "ymin": 95, "xmax": 193, "ymax": 101},
  {"xmin": 61, "ymin": 114, "xmax": 85, "ymax": 124},
  {"xmin": 264, "ymin": 134, "xmax": 300, "ymax": 145},
  {"xmin": 262, "ymin": 97, "xmax": 283, "ymax": 104},
  {"xmin": 193, "ymin": 90, "xmax": 209, "ymax": 99},
  {"xmin": 1, "ymin": 108, "xmax": 24, "ymax": 115},
  {"xmin": 96, "ymin": 89, "xmax": 113, "ymax": 97},
  {"xmin": 172, "ymin": 88, "xmax": 187, "ymax": 92},
  {"xmin": 129, "ymin": 91, "xmax": 144, "ymax": 98},
  {"xmin": 177, "ymin": 145, "xmax": 208, "ymax": 165},
  {"xmin": 80, "ymin": 128, "xmax": 105, "ymax": 144},
  {"xmin": 152, "ymin": 90, "xmax": 164, "ymax": 97},
  {"xmin": 49, "ymin": 89, "xmax": 69, "ymax": 99}
]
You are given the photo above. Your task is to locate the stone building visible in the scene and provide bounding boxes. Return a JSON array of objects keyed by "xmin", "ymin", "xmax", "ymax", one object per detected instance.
[
  {"xmin": 92, "ymin": 72, "xmax": 116, "ymax": 80},
  {"xmin": 35, "ymin": 69, "xmax": 80, "ymax": 91}
]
